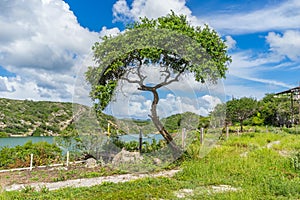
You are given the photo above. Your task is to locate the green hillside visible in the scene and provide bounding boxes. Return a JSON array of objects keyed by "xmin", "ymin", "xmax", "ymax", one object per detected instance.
[
  {"xmin": 0, "ymin": 98, "xmax": 207, "ymax": 137},
  {"xmin": 0, "ymin": 98, "xmax": 82, "ymax": 137}
]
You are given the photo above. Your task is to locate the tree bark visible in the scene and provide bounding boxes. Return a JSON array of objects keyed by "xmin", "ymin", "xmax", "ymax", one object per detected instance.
[
  {"xmin": 146, "ymin": 87, "xmax": 182, "ymax": 158},
  {"xmin": 240, "ymin": 120, "xmax": 243, "ymax": 132}
]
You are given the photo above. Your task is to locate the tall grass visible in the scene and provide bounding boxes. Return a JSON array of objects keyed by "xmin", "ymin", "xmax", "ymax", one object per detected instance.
[{"xmin": 1, "ymin": 132, "xmax": 300, "ymax": 199}]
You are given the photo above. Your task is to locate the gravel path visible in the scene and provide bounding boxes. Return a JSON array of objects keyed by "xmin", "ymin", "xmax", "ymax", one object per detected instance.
[{"xmin": 4, "ymin": 169, "xmax": 180, "ymax": 191}]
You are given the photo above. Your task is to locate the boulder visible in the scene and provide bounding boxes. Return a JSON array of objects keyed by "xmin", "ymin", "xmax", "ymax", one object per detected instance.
[
  {"xmin": 153, "ymin": 158, "xmax": 162, "ymax": 165},
  {"xmin": 85, "ymin": 158, "xmax": 98, "ymax": 168},
  {"xmin": 112, "ymin": 148, "xmax": 143, "ymax": 166}
]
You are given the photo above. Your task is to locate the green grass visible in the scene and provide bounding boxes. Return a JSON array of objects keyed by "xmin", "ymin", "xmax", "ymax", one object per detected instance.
[{"xmin": 1, "ymin": 132, "xmax": 300, "ymax": 199}]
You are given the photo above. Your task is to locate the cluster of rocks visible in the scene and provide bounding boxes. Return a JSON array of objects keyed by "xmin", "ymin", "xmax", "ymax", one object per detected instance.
[{"xmin": 84, "ymin": 148, "xmax": 162, "ymax": 168}]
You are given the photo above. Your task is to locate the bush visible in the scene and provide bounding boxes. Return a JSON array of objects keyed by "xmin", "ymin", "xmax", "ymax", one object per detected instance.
[
  {"xmin": 111, "ymin": 137, "xmax": 166, "ymax": 153},
  {"xmin": 0, "ymin": 132, "xmax": 8, "ymax": 137},
  {"xmin": 291, "ymin": 151, "xmax": 300, "ymax": 171},
  {"xmin": 0, "ymin": 141, "xmax": 62, "ymax": 169}
]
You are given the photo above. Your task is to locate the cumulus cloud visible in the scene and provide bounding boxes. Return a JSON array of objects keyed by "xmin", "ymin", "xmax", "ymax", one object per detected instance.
[
  {"xmin": 113, "ymin": 0, "xmax": 198, "ymax": 24},
  {"xmin": 0, "ymin": 0, "xmax": 299, "ymax": 117},
  {"xmin": 0, "ymin": 78, "xmax": 9, "ymax": 92},
  {"xmin": 226, "ymin": 50, "xmax": 295, "ymax": 89},
  {"xmin": 0, "ymin": 0, "xmax": 100, "ymax": 101},
  {"xmin": 225, "ymin": 36, "xmax": 236, "ymax": 50},
  {"xmin": 199, "ymin": 0, "xmax": 300, "ymax": 34},
  {"xmin": 0, "ymin": 0, "xmax": 98, "ymax": 72},
  {"xmin": 97, "ymin": 63, "xmax": 225, "ymax": 119},
  {"xmin": 266, "ymin": 30, "xmax": 300, "ymax": 61},
  {"xmin": 99, "ymin": 26, "xmax": 121, "ymax": 37},
  {"xmin": 108, "ymin": 91, "xmax": 222, "ymax": 119}
]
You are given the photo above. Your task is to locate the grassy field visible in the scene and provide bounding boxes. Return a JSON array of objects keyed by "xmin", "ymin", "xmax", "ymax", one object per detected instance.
[{"xmin": 1, "ymin": 131, "xmax": 300, "ymax": 199}]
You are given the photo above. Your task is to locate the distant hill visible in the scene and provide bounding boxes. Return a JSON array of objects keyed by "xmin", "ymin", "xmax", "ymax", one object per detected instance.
[
  {"xmin": 0, "ymin": 98, "xmax": 208, "ymax": 137},
  {"xmin": 0, "ymin": 98, "xmax": 83, "ymax": 137}
]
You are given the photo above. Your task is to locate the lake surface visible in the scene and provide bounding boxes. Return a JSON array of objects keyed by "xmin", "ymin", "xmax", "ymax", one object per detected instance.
[
  {"xmin": 0, "ymin": 134, "xmax": 164, "ymax": 149},
  {"xmin": 0, "ymin": 136, "xmax": 55, "ymax": 148},
  {"xmin": 118, "ymin": 134, "xmax": 164, "ymax": 143}
]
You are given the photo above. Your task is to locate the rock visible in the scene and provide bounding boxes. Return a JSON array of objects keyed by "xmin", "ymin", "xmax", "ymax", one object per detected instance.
[
  {"xmin": 174, "ymin": 189, "xmax": 194, "ymax": 198},
  {"xmin": 153, "ymin": 158, "xmax": 162, "ymax": 165},
  {"xmin": 85, "ymin": 158, "xmax": 98, "ymax": 168},
  {"xmin": 211, "ymin": 185, "xmax": 239, "ymax": 193},
  {"xmin": 267, "ymin": 140, "xmax": 280, "ymax": 149},
  {"xmin": 240, "ymin": 152, "xmax": 248, "ymax": 157},
  {"xmin": 112, "ymin": 148, "xmax": 143, "ymax": 166}
]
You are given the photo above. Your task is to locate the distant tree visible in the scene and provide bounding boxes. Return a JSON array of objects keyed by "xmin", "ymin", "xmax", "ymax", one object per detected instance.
[
  {"xmin": 209, "ymin": 103, "xmax": 227, "ymax": 128},
  {"xmin": 258, "ymin": 94, "xmax": 278, "ymax": 126},
  {"xmin": 86, "ymin": 12, "xmax": 231, "ymax": 156},
  {"xmin": 259, "ymin": 93, "xmax": 296, "ymax": 127},
  {"xmin": 226, "ymin": 97, "xmax": 257, "ymax": 132}
]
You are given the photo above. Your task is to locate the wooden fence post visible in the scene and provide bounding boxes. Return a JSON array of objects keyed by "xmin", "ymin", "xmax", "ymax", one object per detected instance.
[
  {"xmin": 66, "ymin": 151, "xmax": 70, "ymax": 167},
  {"xmin": 139, "ymin": 129, "xmax": 142, "ymax": 153},
  {"xmin": 182, "ymin": 128, "xmax": 186, "ymax": 149},
  {"xmin": 107, "ymin": 122, "xmax": 110, "ymax": 137},
  {"xmin": 30, "ymin": 154, "xmax": 33, "ymax": 171},
  {"xmin": 226, "ymin": 126, "xmax": 229, "ymax": 140},
  {"xmin": 200, "ymin": 128, "xmax": 204, "ymax": 144}
]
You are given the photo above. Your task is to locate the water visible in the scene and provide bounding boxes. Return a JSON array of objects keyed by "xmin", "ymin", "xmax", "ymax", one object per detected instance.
[
  {"xmin": 0, "ymin": 134, "xmax": 164, "ymax": 149},
  {"xmin": 118, "ymin": 134, "xmax": 164, "ymax": 143},
  {"xmin": 0, "ymin": 136, "xmax": 55, "ymax": 148}
]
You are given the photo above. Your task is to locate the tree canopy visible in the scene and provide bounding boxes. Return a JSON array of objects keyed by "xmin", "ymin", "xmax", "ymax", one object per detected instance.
[
  {"xmin": 86, "ymin": 12, "xmax": 231, "ymax": 156},
  {"xmin": 226, "ymin": 97, "xmax": 258, "ymax": 132}
]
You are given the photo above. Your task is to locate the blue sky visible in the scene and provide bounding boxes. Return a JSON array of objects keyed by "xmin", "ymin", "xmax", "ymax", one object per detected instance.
[{"xmin": 0, "ymin": 0, "xmax": 300, "ymax": 118}]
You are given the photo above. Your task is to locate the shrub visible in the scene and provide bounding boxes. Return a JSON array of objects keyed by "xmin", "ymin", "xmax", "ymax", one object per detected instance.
[
  {"xmin": 0, "ymin": 141, "xmax": 62, "ymax": 169},
  {"xmin": 291, "ymin": 151, "xmax": 300, "ymax": 171}
]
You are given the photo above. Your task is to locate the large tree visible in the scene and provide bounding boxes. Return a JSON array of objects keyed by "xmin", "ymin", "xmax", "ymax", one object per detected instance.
[
  {"xmin": 226, "ymin": 97, "xmax": 258, "ymax": 132},
  {"xmin": 86, "ymin": 12, "xmax": 231, "ymax": 156}
]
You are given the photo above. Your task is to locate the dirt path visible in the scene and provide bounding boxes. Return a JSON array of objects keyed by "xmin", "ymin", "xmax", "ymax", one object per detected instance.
[{"xmin": 4, "ymin": 169, "xmax": 180, "ymax": 191}]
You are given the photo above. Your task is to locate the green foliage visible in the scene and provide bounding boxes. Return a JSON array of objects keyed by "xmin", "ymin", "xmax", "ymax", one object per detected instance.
[
  {"xmin": 291, "ymin": 151, "xmax": 300, "ymax": 171},
  {"xmin": 21, "ymin": 185, "xmax": 35, "ymax": 193},
  {"xmin": 0, "ymin": 141, "xmax": 62, "ymax": 169},
  {"xmin": 112, "ymin": 138, "xmax": 167, "ymax": 153},
  {"xmin": 224, "ymin": 97, "xmax": 258, "ymax": 131},
  {"xmin": 0, "ymin": 132, "xmax": 8, "ymax": 137},
  {"xmin": 211, "ymin": 93, "xmax": 300, "ymax": 128},
  {"xmin": 3, "ymin": 132, "xmax": 300, "ymax": 199},
  {"xmin": 282, "ymin": 126, "xmax": 300, "ymax": 134},
  {"xmin": 162, "ymin": 112, "xmax": 205, "ymax": 132},
  {"xmin": 0, "ymin": 98, "xmax": 80, "ymax": 136},
  {"xmin": 259, "ymin": 93, "xmax": 299, "ymax": 127},
  {"xmin": 251, "ymin": 113, "xmax": 264, "ymax": 126},
  {"xmin": 86, "ymin": 12, "xmax": 231, "ymax": 112}
]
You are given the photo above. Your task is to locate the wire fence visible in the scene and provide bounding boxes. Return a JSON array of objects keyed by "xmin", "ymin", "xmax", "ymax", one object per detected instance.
[{"xmin": 0, "ymin": 151, "xmax": 85, "ymax": 173}]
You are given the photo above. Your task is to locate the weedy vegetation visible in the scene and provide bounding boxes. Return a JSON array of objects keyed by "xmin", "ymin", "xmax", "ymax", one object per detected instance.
[{"xmin": 1, "ymin": 131, "xmax": 299, "ymax": 199}]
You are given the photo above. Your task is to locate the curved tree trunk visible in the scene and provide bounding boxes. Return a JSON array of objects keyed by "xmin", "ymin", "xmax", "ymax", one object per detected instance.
[
  {"xmin": 148, "ymin": 88, "xmax": 182, "ymax": 158},
  {"xmin": 240, "ymin": 120, "xmax": 243, "ymax": 132}
]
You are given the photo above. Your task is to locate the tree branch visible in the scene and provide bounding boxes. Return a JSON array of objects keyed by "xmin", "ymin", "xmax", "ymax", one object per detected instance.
[
  {"xmin": 154, "ymin": 63, "xmax": 187, "ymax": 89},
  {"xmin": 120, "ymin": 58, "xmax": 146, "ymax": 87}
]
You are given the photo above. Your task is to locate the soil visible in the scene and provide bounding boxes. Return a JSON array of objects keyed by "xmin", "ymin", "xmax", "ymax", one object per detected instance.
[
  {"xmin": 0, "ymin": 164, "xmax": 180, "ymax": 192},
  {"xmin": 0, "ymin": 164, "xmax": 114, "ymax": 189}
]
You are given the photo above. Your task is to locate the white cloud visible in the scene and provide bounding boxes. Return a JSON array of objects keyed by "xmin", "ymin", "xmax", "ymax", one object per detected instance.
[
  {"xmin": 225, "ymin": 36, "xmax": 236, "ymax": 50},
  {"xmin": 200, "ymin": 0, "xmax": 300, "ymax": 34},
  {"xmin": 0, "ymin": 0, "xmax": 298, "ymax": 117},
  {"xmin": 0, "ymin": 0, "xmax": 100, "ymax": 102},
  {"xmin": 112, "ymin": 0, "xmax": 132, "ymax": 23},
  {"xmin": 225, "ymin": 50, "xmax": 295, "ymax": 91},
  {"xmin": 0, "ymin": 0, "xmax": 98, "ymax": 71},
  {"xmin": 113, "ymin": 0, "xmax": 198, "ymax": 24},
  {"xmin": 103, "ymin": 69, "xmax": 224, "ymax": 119},
  {"xmin": 0, "ymin": 75, "xmax": 70, "ymax": 101},
  {"xmin": 99, "ymin": 26, "xmax": 121, "ymax": 37},
  {"xmin": 0, "ymin": 77, "xmax": 12, "ymax": 92},
  {"xmin": 266, "ymin": 30, "xmax": 300, "ymax": 61},
  {"xmin": 108, "ymin": 91, "xmax": 222, "ymax": 119}
]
